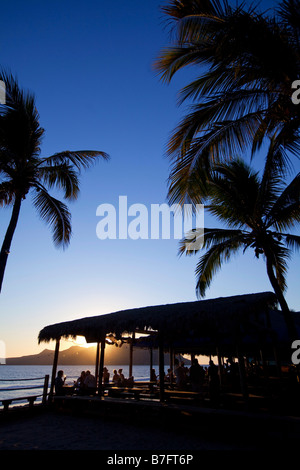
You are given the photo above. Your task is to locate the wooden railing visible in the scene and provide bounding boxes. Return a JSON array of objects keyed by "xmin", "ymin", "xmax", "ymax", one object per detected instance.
[{"xmin": 0, "ymin": 375, "xmax": 49, "ymax": 412}]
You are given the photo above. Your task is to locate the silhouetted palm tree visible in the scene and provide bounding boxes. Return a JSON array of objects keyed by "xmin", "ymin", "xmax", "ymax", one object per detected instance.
[
  {"xmin": 155, "ymin": 0, "xmax": 300, "ymax": 204},
  {"xmin": 0, "ymin": 72, "xmax": 109, "ymax": 292},
  {"xmin": 180, "ymin": 143, "xmax": 300, "ymax": 340}
]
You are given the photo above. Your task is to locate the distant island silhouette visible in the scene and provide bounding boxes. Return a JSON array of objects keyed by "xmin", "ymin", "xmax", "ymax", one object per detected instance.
[{"xmin": 6, "ymin": 344, "xmax": 189, "ymax": 366}]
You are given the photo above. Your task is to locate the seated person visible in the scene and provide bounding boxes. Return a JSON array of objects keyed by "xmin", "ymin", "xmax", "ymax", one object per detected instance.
[
  {"xmin": 166, "ymin": 368, "xmax": 174, "ymax": 384},
  {"xmin": 103, "ymin": 367, "xmax": 110, "ymax": 384},
  {"xmin": 54, "ymin": 370, "xmax": 66, "ymax": 395},
  {"xmin": 75, "ymin": 370, "xmax": 86, "ymax": 394},
  {"xmin": 150, "ymin": 368, "xmax": 158, "ymax": 383},
  {"xmin": 118, "ymin": 368, "xmax": 125, "ymax": 385},
  {"xmin": 125, "ymin": 376, "xmax": 134, "ymax": 388},
  {"xmin": 83, "ymin": 370, "xmax": 97, "ymax": 393},
  {"xmin": 189, "ymin": 359, "xmax": 205, "ymax": 391},
  {"xmin": 113, "ymin": 369, "xmax": 120, "ymax": 385},
  {"xmin": 175, "ymin": 361, "xmax": 188, "ymax": 389}
]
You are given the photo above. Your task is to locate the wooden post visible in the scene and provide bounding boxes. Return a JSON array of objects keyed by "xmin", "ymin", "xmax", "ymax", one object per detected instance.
[
  {"xmin": 273, "ymin": 346, "xmax": 282, "ymax": 378},
  {"xmin": 98, "ymin": 338, "xmax": 106, "ymax": 396},
  {"xmin": 216, "ymin": 346, "xmax": 222, "ymax": 387},
  {"xmin": 95, "ymin": 342, "xmax": 100, "ymax": 385},
  {"xmin": 158, "ymin": 333, "xmax": 165, "ymax": 402},
  {"xmin": 170, "ymin": 346, "xmax": 174, "ymax": 373},
  {"xmin": 149, "ymin": 347, "xmax": 153, "ymax": 379},
  {"xmin": 237, "ymin": 348, "xmax": 249, "ymax": 403},
  {"xmin": 260, "ymin": 349, "xmax": 268, "ymax": 378},
  {"xmin": 42, "ymin": 375, "xmax": 49, "ymax": 405},
  {"xmin": 129, "ymin": 332, "xmax": 135, "ymax": 378},
  {"xmin": 49, "ymin": 339, "xmax": 60, "ymax": 400}
]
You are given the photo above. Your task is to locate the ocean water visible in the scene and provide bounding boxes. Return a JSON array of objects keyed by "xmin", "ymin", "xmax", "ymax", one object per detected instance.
[{"xmin": 0, "ymin": 364, "xmax": 165, "ymax": 407}]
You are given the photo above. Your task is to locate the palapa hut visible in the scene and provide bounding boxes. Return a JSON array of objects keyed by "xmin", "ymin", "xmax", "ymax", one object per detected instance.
[{"xmin": 38, "ymin": 291, "xmax": 298, "ymax": 402}]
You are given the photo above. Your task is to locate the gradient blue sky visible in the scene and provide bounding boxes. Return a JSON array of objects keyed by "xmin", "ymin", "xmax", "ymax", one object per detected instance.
[{"xmin": 0, "ymin": 0, "xmax": 299, "ymax": 357}]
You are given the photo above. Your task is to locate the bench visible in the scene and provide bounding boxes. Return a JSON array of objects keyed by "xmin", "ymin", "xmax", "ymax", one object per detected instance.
[
  {"xmin": 131, "ymin": 381, "xmax": 157, "ymax": 391},
  {"xmin": 164, "ymin": 389, "xmax": 203, "ymax": 403},
  {"xmin": 1, "ymin": 395, "xmax": 41, "ymax": 412},
  {"xmin": 107, "ymin": 386, "xmax": 152, "ymax": 400}
]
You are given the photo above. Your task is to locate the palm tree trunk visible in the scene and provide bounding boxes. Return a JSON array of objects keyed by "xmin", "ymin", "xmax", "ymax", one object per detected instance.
[
  {"xmin": 0, "ymin": 194, "xmax": 22, "ymax": 293},
  {"xmin": 265, "ymin": 255, "xmax": 298, "ymax": 342}
]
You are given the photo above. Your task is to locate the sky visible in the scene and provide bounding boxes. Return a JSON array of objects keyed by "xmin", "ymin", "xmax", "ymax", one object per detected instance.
[{"xmin": 0, "ymin": 0, "xmax": 299, "ymax": 358}]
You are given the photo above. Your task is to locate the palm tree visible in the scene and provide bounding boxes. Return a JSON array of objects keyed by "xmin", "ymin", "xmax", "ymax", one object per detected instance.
[
  {"xmin": 179, "ymin": 144, "xmax": 300, "ymax": 340},
  {"xmin": 0, "ymin": 72, "xmax": 109, "ymax": 293},
  {"xmin": 155, "ymin": 0, "xmax": 300, "ymax": 205}
]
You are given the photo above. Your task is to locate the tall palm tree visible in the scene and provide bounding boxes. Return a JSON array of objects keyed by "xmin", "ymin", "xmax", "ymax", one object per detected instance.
[
  {"xmin": 155, "ymin": 0, "xmax": 300, "ymax": 205},
  {"xmin": 180, "ymin": 143, "xmax": 300, "ymax": 340},
  {"xmin": 0, "ymin": 72, "xmax": 109, "ymax": 293}
]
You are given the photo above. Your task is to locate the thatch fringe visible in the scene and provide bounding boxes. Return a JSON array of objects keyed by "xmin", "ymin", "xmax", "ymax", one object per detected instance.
[{"xmin": 38, "ymin": 292, "xmax": 278, "ymax": 346}]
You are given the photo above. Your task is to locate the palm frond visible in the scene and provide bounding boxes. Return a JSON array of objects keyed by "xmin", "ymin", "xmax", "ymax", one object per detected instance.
[
  {"xmin": 167, "ymin": 96, "xmax": 262, "ymax": 157},
  {"xmin": 284, "ymin": 233, "xmax": 300, "ymax": 251},
  {"xmin": 41, "ymin": 150, "xmax": 109, "ymax": 171},
  {"xmin": 0, "ymin": 181, "xmax": 15, "ymax": 206},
  {"xmin": 176, "ymin": 11, "xmax": 226, "ymax": 44},
  {"xmin": 167, "ymin": 147, "xmax": 212, "ymax": 206},
  {"xmin": 266, "ymin": 172, "xmax": 300, "ymax": 230},
  {"xmin": 156, "ymin": 0, "xmax": 300, "ymax": 198},
  {"xmin": 208, "ymin": 160, "xmax": 261, "ymax": 229},
  {"xmin": 265, "ymin": 239, "xmax": 291, "ymax": 292},
  {"xmin": 0, "ymin": 70, "xmax": 44, "ymax": 161},
  {"xmin": 257, "ymin": 138, "xmax": 287, "ymax": 218},
  {"xmin": 32, "ymin": 186, "xmax": 72, "ymax": 248},
  {"xmin": 194, "ymin": 235, "xmax": 244, "ymax": 297},
  {"xmin": 277, "ymin": 0, "xmax": 300, "ymax": 47},
  {"xmin": 167, "ymin": 112, "xmax": 262, "ymax": 206},
  {"xmin": 154, "ymin": 44, "xmax": 211, "ymax": 83},
  {"xmin": 38, "ymin": 164, "xmax": 80, "ymax": 201},
  {"xmin": 161, "ymin": 0, "xmax": 229, "ymax": 20},
  {"xmin": 179, "ymin": 227, "xmax": 244, "ymax": 255},
  {"xmin": 177, "ymin": 67, "xmax": 271, "ymax": 105}
]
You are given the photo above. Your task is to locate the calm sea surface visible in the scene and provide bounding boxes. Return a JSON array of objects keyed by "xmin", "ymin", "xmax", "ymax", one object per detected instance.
[{"xmin": 0, "ymin": 364, "xmax": 168, "ymax": 407}]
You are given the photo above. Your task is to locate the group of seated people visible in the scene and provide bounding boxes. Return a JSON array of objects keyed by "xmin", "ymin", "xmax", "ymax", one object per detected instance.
[
  {"xmin": 54, "ymin": 359, "xmax": 209, "ymax": 396},
  {"xmin": 162, "ymin": 359, "xmax": 207, "ymax": 391},
  {"xmin": 148, "ymin": 360, "xmax": 207, "ymax": 392},
  {"xmin": 112, "ymin": 368, "xmax": 134, "ymax": 387},
  {"xmin": 54, "ymin": 369, "xmax": 97, "ymax": 395},
  {"xmin": 54, "ymin": 367, "xmax": 135, "ymax": 395},
  {"xmin": 74, "ymin": 369, "xmax": 97, "ymax": 394}
]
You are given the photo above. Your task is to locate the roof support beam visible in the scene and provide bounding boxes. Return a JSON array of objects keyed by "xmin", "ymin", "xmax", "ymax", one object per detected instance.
[
  {"xmin": 95, "ymin": 342, "xmax": 100, "ymax": 384},
  {"xmin": 129, "ymin": 332, "xmax": 135, "ymax": 378},
  {"xmin": 97, "ymin": 338, "xmax": 106, "ymax": 396},
  {"xmin": 49, "ymin": 339, "xmax": 60, "ymax": 401},
  {"xmin": 158, "ymin": 333, "xmax": 165, "ymax": 402}
]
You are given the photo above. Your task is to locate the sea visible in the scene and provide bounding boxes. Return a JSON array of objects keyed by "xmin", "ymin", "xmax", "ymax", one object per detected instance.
[{"xmin": 0, "ymin": 364, "xmax": 168, "ymax": 408}]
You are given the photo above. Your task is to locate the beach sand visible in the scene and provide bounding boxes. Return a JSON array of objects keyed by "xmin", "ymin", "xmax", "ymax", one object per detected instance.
[
  {"xmin": 1, "ymin": 399, "xmax": 300, "ymax": 452},
  {"xmin": 0, "ymin": 407, "xmax": 253, "ymax": 451}
]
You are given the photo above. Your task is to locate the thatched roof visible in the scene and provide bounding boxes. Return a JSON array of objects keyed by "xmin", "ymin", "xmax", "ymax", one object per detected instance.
[
  {"xmin": 38, "ymin": 292, "xmax": 279, "ymax": 353},
  {"xmin": 135, "ymin": 308, "xmax": 300, "ymax": 358}
]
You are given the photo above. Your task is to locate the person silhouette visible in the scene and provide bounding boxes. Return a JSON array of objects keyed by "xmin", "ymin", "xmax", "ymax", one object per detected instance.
[{"xmin": 54, "ymin": 370, "xmax": 66, "ymax": 395}]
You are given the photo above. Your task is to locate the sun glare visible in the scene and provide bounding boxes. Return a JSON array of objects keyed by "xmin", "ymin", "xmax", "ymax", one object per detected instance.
[{"xmin": 71, "ymin": 336, "xmax": 97, "ymax": 348}]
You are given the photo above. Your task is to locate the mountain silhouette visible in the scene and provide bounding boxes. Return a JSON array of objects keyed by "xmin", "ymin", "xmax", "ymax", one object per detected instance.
[{"xmin": 5, "ymin": 344, "xmax": 187, "ymax": 366}]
